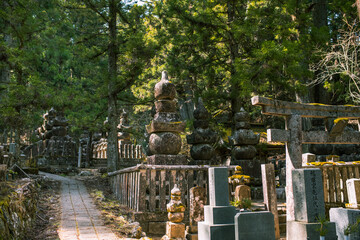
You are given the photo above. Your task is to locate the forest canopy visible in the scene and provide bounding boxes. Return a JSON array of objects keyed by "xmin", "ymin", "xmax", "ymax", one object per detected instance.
[{"xmin": 0, "ymin": 0, "xmax": 359, "ymax": 169}]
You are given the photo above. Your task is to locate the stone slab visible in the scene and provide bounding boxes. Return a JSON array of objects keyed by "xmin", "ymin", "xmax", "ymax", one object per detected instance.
[
  {"xmin": 287, "ymin": 221, "xmax": 337, "ymax": 240},
  {"xmin": 147, "ymin": 154, "xmax": 188, "ymax": 165},
  {"xmin": 208, "ymin": 167, "xmax": 230, "ymax": 206},
  {"xmin": 347, "ymin": 179, "xmax": 360, "ymax": 206},
  {"xmin": 204, "ymin": 205, "xmax": 236, "ymax": 225},
  {"xmin": 329, "ymin": 208, "xmax": 360, "ymax": 240},
  {"xmin": 235, "ymin": 211, "xmax": 275, "ymax": 240},
  {"xmin": 198, "ymin": 221, "xmax": 235, "ymax": 240},
  {"xmin": 165, "ymin": 221, "xmax": 185, "ymax": 238},
  {"xmin": 234, "ymin": 185, "xmax": 251, "ymax": 202},
  {"xmin": 146, "ymin": 121, "xmax": 185, "ymax": 134},
  {"xmin": 292, "ymin": 168, "xmax": 325, "ymax": 223}
]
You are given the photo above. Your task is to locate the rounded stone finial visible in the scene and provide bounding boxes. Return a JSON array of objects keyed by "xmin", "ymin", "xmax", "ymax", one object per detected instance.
[
  {"xmin": 167, "ymin": 184, "xmax": 185, "ymax": 223},
  {"xmin": 154, "ymin": 71, "xmax": 176, "ymax": 100},
  {"xmin": 171, "ymin": 184, "xmax": 181, "ymax": 196},
  {"xmin": 193, "ymin": 98, "xmax": 211, "ymax": 120}
]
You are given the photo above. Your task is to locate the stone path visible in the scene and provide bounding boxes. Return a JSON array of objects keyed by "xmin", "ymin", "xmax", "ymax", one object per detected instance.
[{"xmin": 40, "ymin": 172, "xmax": 119, "ymax": 240}]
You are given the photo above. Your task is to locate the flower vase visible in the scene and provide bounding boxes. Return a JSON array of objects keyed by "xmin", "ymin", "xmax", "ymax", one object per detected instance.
[
  {"xmin": 344, "ymin": 235, "xmax": 350, "ymax": 240},
  {"xmin": 320, "ymin": 236, "xmax": 325, "ymax": 240}
]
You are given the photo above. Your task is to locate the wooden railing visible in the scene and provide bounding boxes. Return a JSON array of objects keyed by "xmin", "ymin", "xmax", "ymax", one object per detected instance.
[
  {"xmin": 108, "ymin": 165, "xmax": 236, "ymax": 213},
  {"xmin": 306, "ymin": 163, "xmax": 360, "ymax": 204}
]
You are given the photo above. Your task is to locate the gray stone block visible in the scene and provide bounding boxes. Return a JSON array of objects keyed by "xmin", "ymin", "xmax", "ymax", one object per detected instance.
[
  {"xmin": 235, "ymin": 211, "xmax": 275, "ymax": 240},
  {"xmin": 209, "ymin": 167, "xmax": 230, "ymax": 206},
  {"xmin": 204, "ymin": 205, "xmax": 236, "ymax": 224},
  {"xmin": 330, "ymin": 208, "xmax": 360, "ymax": 240},
  {"xmin": 287, "ymin": 221, "xmax": 337, "ymax": 240},
  {"xmin": 292, "ymin": 168, "xmax": 325, "ymax": 223},
  {"xmin": 198, "ymin": 221, "xmax": 235, "ymax": 240}
]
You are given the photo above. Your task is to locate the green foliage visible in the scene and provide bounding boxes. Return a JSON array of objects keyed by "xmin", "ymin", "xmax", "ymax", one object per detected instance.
[
  {"xmin": 344, "ymin": 217, "xmax": 360, "ymax": 236},
  {"xmin": 316, "ymin": 215, "xmax": 329, "ymax": 236},
  {"xmin": 231, "ymin": 198, "xmax": 252, "ymax": 210}
]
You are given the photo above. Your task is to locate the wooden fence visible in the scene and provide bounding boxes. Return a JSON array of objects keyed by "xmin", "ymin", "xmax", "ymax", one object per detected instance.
[
  {"xmin": 108, "ymin": 165, "xmax": 236, "ymax": 214},
  {"xmin": 306, "ymin": 163, "xmax": 360, "ymax": 205}
]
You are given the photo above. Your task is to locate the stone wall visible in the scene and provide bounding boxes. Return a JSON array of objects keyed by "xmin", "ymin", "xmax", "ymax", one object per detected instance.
[{"xmin": 0, "ymin": 178, "xmax": 38, "ymax": 240}]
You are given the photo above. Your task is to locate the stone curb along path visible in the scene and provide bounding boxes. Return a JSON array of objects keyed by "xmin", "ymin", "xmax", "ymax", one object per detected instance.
[{"xmin": 40, "ymin": 172, "xmax": 119, "ymax": 240}]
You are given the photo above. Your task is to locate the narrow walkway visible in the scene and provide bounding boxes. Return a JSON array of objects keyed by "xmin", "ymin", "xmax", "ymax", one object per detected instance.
[{"xmin": 40, "ymin": 172, "xmax": 119, "ymax": 240}]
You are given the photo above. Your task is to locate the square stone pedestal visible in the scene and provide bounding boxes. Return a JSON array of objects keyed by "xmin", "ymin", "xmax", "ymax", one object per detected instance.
[
  {"xmin": 163, "ymin": 221, "xmax": 185, "ymax": 239},
  {"xmin": 147, "ymin": 155, "xmax": 188, "ymax": 165},
  {"xmin": 330, "ymin": 208, "xmax": 360, "ymax": 240},
  {"xmin": 235, "ymin": 211, "xmax": 275, "ymax": 240},
  {"xmin": 287, "ymin": 221, "xmax": 337, "ymax": 240},
  {"xmin": 198, "ymin": 222, "xmax": 235, "ymax": 240}
]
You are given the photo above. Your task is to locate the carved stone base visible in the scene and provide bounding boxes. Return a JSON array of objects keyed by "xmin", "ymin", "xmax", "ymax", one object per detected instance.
[{"xmin": 147, "ymin": 155, "xmax": 188, "ymax": 165}]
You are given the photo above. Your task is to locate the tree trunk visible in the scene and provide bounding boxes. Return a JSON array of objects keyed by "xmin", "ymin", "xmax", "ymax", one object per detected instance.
[
  {"xmin": 107, "ymin": 0, "xmax": 119, "ymax": 172},
  {"xmin": 312, "ymin": 0, "xmax": 330, "ymax": 104},
  {"xmin": 356, "ymin": 0, "xmax": 360, "ymax": 20},
  {"xmin": 227, "ymin": 0, "xmax": 242, "ymax": 132}
]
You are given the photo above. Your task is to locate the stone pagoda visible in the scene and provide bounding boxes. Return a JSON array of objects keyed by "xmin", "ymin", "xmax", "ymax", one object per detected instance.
[
  {"xmin": 187, "ymin": 98, "xmax": 217, "ymax": 165},
  {"xmin": 162, "ymin": 184, "xmax": 186, "ymax": 240},
  {"xmin": 117, "ymin": 109, "xmax": 132, "ymax": 145},
  {"xmin": 228, "ymin": 108, "xmax": 260, "ymax": 176},
  {"xmin": 146, "ymin": 71, "xmax": 187, "ymax": 165}
]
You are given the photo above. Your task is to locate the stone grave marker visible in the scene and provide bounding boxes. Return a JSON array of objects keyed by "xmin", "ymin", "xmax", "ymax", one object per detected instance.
[
  {"xmin": 347, "ymin": 179, "xmax": 360, "ymax": 209},
  {"xmin": 330, "ymin": 208, "xmax": 360, "ymax": 240},
  {"xmin": 252, "ymin": 96, "xmax": 360, "ymax": 228},
  {"xmin": 234, "ymin": 185, "xmax": 251, "ymax": 203},
  {"xmin": 198, "ymin": 167, "xmax": 236, "ymax": 240},
  {"xmin": 235, "ymin": 211, "xmax": 275, "ymax": 240},
  {"xmin": 288, "ymin": 168, "xmax": 337, "ymax": 240},
  {"xmin": 185, "ymin": 186, "xmax": 206, "ymax": 240}
]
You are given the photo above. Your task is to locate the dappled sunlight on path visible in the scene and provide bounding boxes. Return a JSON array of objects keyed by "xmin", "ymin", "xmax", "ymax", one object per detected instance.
[{"xmin": 40, "ymin": 172, "xmax": 119, "ymax": 240}]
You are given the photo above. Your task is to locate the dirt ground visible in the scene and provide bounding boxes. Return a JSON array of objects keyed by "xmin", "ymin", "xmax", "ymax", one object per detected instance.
[{"xmin": 27, "ymin": 176, "xmax": 61, "ymax": 240}]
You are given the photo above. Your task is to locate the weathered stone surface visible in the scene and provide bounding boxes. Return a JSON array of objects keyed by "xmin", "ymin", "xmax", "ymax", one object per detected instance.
[
  {"xmin": 155, "ymin": 71, "xmax": 176, "ymax": 100},
  {"xmin": 234, "ymin": 185, "xmax": 251, "ymax": 202},
  {"xmin": 153, "ymin": 112, "xmax": 181, "ymax": 122},
  {"xmin": 235, "ymin": 211, "xmax": 275, "ymax": 240},
  {"xmin": 193, "ymin": 98, "xmax": 211, "ymax": 120},
  {"xmin": 165, "ymin": 222, "xmax": 185, "ymax": 238},
  {"xmin": 155, "ymin": 100, "xmax": 177, "ymax": 112},
  {"xmin": 186, "ymin": 129, "xmax": 217, "ymax": 144},
  {"xmin": 189, "ymin": 186, "xmax": 206, "ymax": 229},
  {"xmin": 234, "ymin": 111, "xmax": 250, "ymax": 122},
  {"xmin": 287, "ymin": 221, "xmax": 337, "ymax": 240},
  {"xmin": 347, "ymin": 179, "xmax": 360, "ymax": 207},
  {"xmin": 232, "ymin": 145, "xmax": 257, "ymax": 160},
  {"xmin": 209, "ymin": 167, "xmax": 230, "ymax": 206},
  {"xmin": 149, "ymin": 132, "xmax": 181, "ymax": 155},
  {"xmin": 292, "ymin": 169, "xmax": 325, "ymax": 223},
  {"xmin": 146, "ymin": 121, "xmax": 186, "ymax": 134},
  {"xmin": 329, "ymin": 208, "xmax": 360, "ymax": 240},
  {"xmin": 190, "ymin": 144, "xmax": 214, "ymax": 160},
  {"xmin": 149, "ymin": 221, "xmax": 167, "ymax": 234},
  {"xmin": 229, "ymin": 130, "xmax": 260, "ymax": 146},
  {"xmin": 147, "ymin": 155, "xmax": 188, "ymax": 165},
  {"xmin": 193, "ymin": 120, "xmax": 210, "ymax": 129}
]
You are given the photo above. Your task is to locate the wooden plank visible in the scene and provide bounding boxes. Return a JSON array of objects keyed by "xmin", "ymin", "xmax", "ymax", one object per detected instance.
[
  {"xmin": 349, "ymin": 166, "xmax": 355, "ymax": 179},
  {"xmin": 160, "ymin": 170, "xmax": 167, "ymax": 211},
  {"xmin": 354, "ymin": 165, "xmax": 360, "ymax": 178},
  {"xmin": 334, "ymin": 166, "xmax": 342, "ymax": 203},
  {"xmin": 187, "ymin": 170, "xmax": 194, "ymax": 208},
  {"xmin": 178, "ymin": 170, "xmax": 186, "ymax": 207},
  {"xmin": 149, "ymin": 170, "xmax": 157, "ymax": 211},
  {"xmin": 138, "ymin": 170, "xmax": 147, "ymax": 211},
  {"xmin": 251, "ymin": 96, "xmax": 360, "ymax": 118},
  {"xmin": 342, "ymin": 166, "xmax": 349, "ymax": 203},
  {"xmin": 322, "ymin": 167, "xmax": 329, "ymax": 203},
  {"xmin": 328, "ymin": 166, "xmax": 335, "ymax": 203},
  {"xmin": 136, "ymin": 171, "xmax": 140, "ymax": 211}
]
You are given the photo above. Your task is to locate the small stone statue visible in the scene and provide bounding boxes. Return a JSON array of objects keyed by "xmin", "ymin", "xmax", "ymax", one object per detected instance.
[
  {"xmin": 162, "ymin": 184, "xmax": 186, "ymax": 240},
  {"xmin": 167, "ymin": 184, "xmax": 186, "ymax": 222}
]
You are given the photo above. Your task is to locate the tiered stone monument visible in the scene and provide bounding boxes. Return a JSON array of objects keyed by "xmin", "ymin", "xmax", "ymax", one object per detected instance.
[
  {"xmin": 146, "ymin": 71, "xmax": 187, "ymax": 165},
  {"xmin": 185, "ymin": 186, "xmax": 207, "ymax": 240},
  {"xmin": 228, "ymin": 108, "xmax": 260, "ymax": 176},
  {"xmin": 162, "ymin": 185, "xmax": 186, "ymax": 240},
  {"xmin": 26, "ymin": 108, "xmax": 76, "ymax": 166},
  {"xmin": 198, "ymin": 167, "xmax": 236, "ymax": 240},
  {"xmin": 117, "ymin": 109, "xmax": 132, "ymax": 145},
  {"xmin": 187, "ymin": 98, "xmax": 217, "ymax": 165},
  {"xmin": 288, "ymin": 169, "xmax": 337, "ymax": 240}
]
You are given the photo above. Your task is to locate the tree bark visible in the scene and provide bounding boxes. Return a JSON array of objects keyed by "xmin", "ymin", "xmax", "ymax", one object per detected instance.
[
  {"xmin": 107, "ymin": 0, "xmax": 119, "ymax": 172},
  {"xmin": 356, "ymin": 0, "xmax": 360, "ymax": 20}
]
